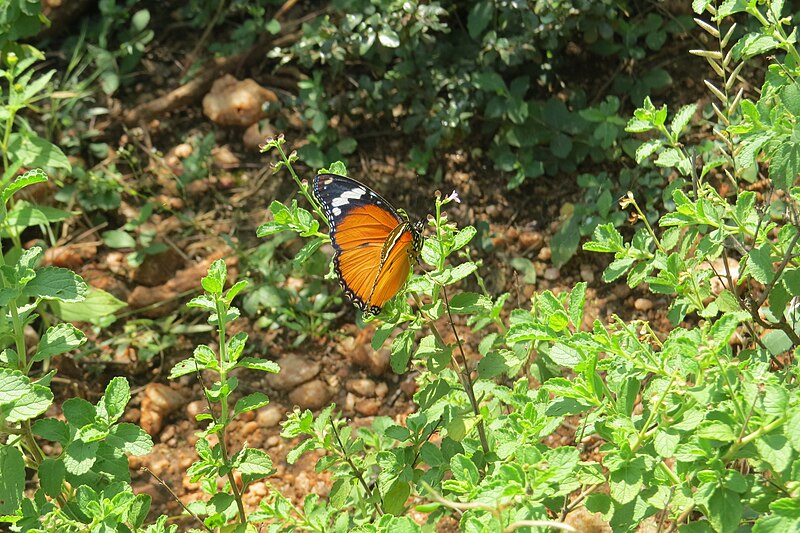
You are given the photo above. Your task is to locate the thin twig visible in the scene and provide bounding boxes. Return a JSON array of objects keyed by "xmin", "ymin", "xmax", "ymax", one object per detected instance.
[
  {"xmin": 440, "ymin": 284, "xmax": 491, "ymax": 456},
  {"xmin": 141, "ymin": 466, "xmax": 213, "ymax": 532},
  {"xmin": 329, "ymin": 418, "xmax": 384, "ymax": 516}
]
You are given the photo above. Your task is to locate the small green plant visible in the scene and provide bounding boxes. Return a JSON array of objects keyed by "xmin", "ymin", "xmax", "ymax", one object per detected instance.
[
  {"xmin": 242, "ymin": 235, "xmax": 341, "ymax": 346},
  {"xmin": 0, "ymin": 172, "xmax": 167, "ymax": 532},
  {"xmin": 169, "ymin": 258, "xmax": 279, "ymax": 530},
  {"xmin": 101, "ymin": 202, "xmax": 169, "ymax": 267}
]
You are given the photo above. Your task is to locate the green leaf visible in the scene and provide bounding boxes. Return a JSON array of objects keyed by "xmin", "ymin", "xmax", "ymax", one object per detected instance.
[
  {"xmin": 446, "ymin": 227, "xmax": 474, "ymax": 255},
  {"xmin": 99, "ymin": 377, "xmax": 130, "ymax": 424},
  {"xmin": 169, "ymin": 357, "xmax": 199, "ymax": 379},
  {"xmin": 696, "ymin": 420, "xmax": 736, "ymax": 442},
  {"xmin": 202, "ymin": 259, "xmax": 226, "ymax": 294},
  {"xmin": 583, "ymin": 223, "xmax": 625, "ymax": 253},
  {"xmin": 548, "ymin": 343, "xmax": 583, "ymax": 368},
  {"xmin": 732, "ymin": 32, "xmax": 781, "ymax": 59},
  {"xmin": 655, "ymin": 147, "xmax": 684, "ymax": 169},
  {"xmin": 383, "ymin": 480, "xmax": 411, "ymax": 516},
  {"xmin": 447, "ymin": 292, "xmax": 491, "ymax": 314},
  {"xmin": 64, "ymin": 440, "xmax": 99, "ymax": 476},
  {"xmin": 62, "ymin": 397, "xmax": 96, "ymax": 427},
  {"xmin": 237, "ymin": 357, "xmax": 280, "ymax": 373},
  {"xmin": 378, "ymin": 28, "xmax": 400, "ymax": 48},
  {"xmin": 755, "ymin": 433, "xmax": 792, "ymax": 473},
  {"xmin": 746, "ymin": 244, "xmax": 775, "ymax": 284},
  {"xmin": 0, "ymin": 445, "xmax": 24, "ymax": 514},
  {"xmin": 293, "ymin": 238, "xmax": 323, "ymax": 269},
  {"xmin": 32, "ymin": 323, "xmax": 86, "ymax": 363},
  {"xmin": 474, "ymin": 70, "xmax": 506, "ymax": 93},
  {"xmin": 2, "ymin": 384, "xmax": 52, "ymax": 423},
  {"xmin": 391, "ymin": 330, "xmax": 415, "ymax": 373},
  {"xmin": 609, "ymin": 463, "xmax": 642, "ymax": 504},
  {"xmin": 450, "ymin": 454, "xmax": 479, "ymax": 485},
  {"xmin": 551, "ymin": 215, "xmax": 580, "ymax": 268},
  {"xmin": 237, "ymin": 448, "xmax": 274, "ymax": 477},
  {"xmin": 7, "ymin": 132, "xmax": 71, "ymax": 170},
  {"xmin": 568, "ymin": 282, "xmax": 587, "ymax": 329},
  {"xmin": 107, "ymin": 423, "xmax": 153, "ymax": 456},
  {"xmin": 705, "ymin": 487, "xmax": 743, "ymax": 533},
  {"xmin": 101, "ymin": 229, "xmax": 137, "ymax": 249},
  {"xmin": 23, "ymin": 267, "xmax": 87, "ymax": 302},
  {"xmin": 126, "ymin": 494, "xmax": 152, "ymax": 528},
  {"xmin": 2, "ymin": 169, "xmax": 48, "ymax": 204},
  {"xmin": 476, "ymin": 351, "xmax": 510, "ymax": 379},
  {"xmin": 467, "ymin": 1, "xmax": 493, "ymax": 39},
  {"xmin": 32, "ymin": 418, "xmax": 70, "ymax": 444},
  {"xmin": 431, "ymin": 262, "xmax": 477, "ymax": 285},
  {"xmin": 38, "ymin": 457, "xmax": 65, "ymax": 499},
  {"xmin": 0, "ymin": 368, "xmax": 30, "ymax": 404},
  {"xmin": 51, "ymin": 287, "xmax": 126, "ymax": 327},
  {"xmin": 770, "ymin": 141, "xmax": 800, "ymax": 191},
  {"xmin": 234, "ymin": 392, "xmax": 269, "ymax": 418},
  {"xmin": 670, "ymin": 103, "xmax": 697, "ymax": 137}
]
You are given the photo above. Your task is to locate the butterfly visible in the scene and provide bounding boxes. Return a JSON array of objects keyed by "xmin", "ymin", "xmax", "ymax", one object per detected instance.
[{"xmin": 313, "ymin": 173, "xmax": 424, "ymax": 315}]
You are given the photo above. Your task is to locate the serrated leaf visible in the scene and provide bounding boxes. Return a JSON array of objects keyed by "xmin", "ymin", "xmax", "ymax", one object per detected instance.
[
  {"xmin": 2, "ymin": 384, "xmax": 52, "ymax": 422},
  {"xmin": 62, "ymin": 397, "xmax": 96, "ymax": 427},
  {"xmin": 23, "ymin": 267, "xmax": 87, "ymax": 302},
  {"xmin": 64, "ymin": 440, "xmax": 99, "ymax": 475},
  {"xmin": 202, "ymin": 259, "xmax": 226, "ymax": 294},
  {"xmin": 38, "ymin": 458, "xmax": 65, "ymax": 498},
  {"xmin": 32, "ymin": 418, "xmax": 70, "ymax": 445},
  {"xmin": 670, "ymin": 103, "xmax": 698, "ymax": 137},
  {"xmin": 609, "ymin": 463, "xmax": 642, "ymax": 504},
  {"xmin": 234, "ymin": 392, "xmax": 269, "ymax": 418},
  {"xmin": 238, "ymin": 448, "xmax": 273, "ymax": 476},
  {"xmin": 746, "ymin": 244, "xmax": 775, "ymax": 284},
  {"xmin": 238, "ymin": 357, "xmax": 280, "ymax": 373},
  {"xmin": 99, "ymin": 377, "xmax": 130, "ymax": 424},
  {"xmin": 107, "ymin": 423, "xmax": 153, "ymax": 456},
  {"xmin": 33, "ymin": 323, "xmax": 86, "ymax": 363},
  {"xmin": 0, "ymin": 445, "xmax": 24, "ymax": 514},
  {"xmin": 169, "ymin": 357, "xmax": 199, "ymax": 379},
  {"xmin": 635, "ymin": 139, "xmax": 662, "ymax": 163},
  {"xmin": 2, "ymin": 169, "xmax": 48, "ymax": 204}
]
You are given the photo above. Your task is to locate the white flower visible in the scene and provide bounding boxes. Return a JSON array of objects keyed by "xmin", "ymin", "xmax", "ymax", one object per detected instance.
[{"xmin": 446, "ymin": 190, "xmax": 461, "ymax": 204}]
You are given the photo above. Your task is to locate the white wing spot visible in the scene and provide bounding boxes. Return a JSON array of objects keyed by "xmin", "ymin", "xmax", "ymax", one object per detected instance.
[
  {"xmin": 331, "ymin": 187, "xmax": 367, "ymax": 208},
  {"xmin": 332, "ymin": 207, "xmax": 342, "ymax": 216}
]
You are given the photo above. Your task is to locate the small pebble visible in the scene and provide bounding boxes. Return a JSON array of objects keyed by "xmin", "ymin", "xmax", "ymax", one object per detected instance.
[
  {"xmin": 538, "ymin": 247, "xmax": 551, "ymax": 261},
  {"xmin": 288, "ymin": 380, "xmax": 332, "ymax": 410},
  {"xmin": 634, "ymin": 298, "xmax": 654, "ymax": 312},
  {"xmin": 346, "ymin": 378, "xmax": 377, "ymax": 397},
  {"xmin": 265, "ymin": 354, "xmax": 320, "ymax": 391},
  {"xmin": 256, "ymin": 404, "xmax": 284, "ymax": 428},
  {"xmin": 185, "ymin": 399, "xmax": 207, "ymax": 421},
  {"xmin": 518, "ymin": 230, "xmax": 544, "ymax": 250},
  {"xmin": 580, "ymin": 264, "xmax": 595, "ymax": 283},
  {"xmin": 241, "ymin": 420, "xmax": 260, "ymax": 436},
  {"xmin": 544, "ymin": 267, "xmax": 560, "ymax": 281},
  {"xmin": 375, "ymin": 382, "xmax": 389, "ymax": 399},
  {"xmin": 355, "ymin": 397, "xmax": 382, "ymax": 416}
]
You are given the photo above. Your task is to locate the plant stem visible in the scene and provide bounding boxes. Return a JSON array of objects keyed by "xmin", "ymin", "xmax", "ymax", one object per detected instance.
[
  {"xmin": 213, "ymin": 297, "xmax": 247, "ymax": 524},
  {"xmin": 329, "ymin": 418, "xmax": 383, "ymax": 516}
]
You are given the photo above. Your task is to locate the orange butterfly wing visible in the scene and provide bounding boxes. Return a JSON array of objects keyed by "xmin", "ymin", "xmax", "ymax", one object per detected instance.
[
  {"xmin": 367, "ymin": 229, "xmax": 414, "ymax": 309},
  {"xmin": 335, "ymin": 204, "xmax": 413, "ymax": 312}
]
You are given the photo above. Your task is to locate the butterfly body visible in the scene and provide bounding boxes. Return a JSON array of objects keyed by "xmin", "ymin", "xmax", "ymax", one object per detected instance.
[{"xmin": 313, "ymin": 174, "xmax": 423, "ymax": 314}]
